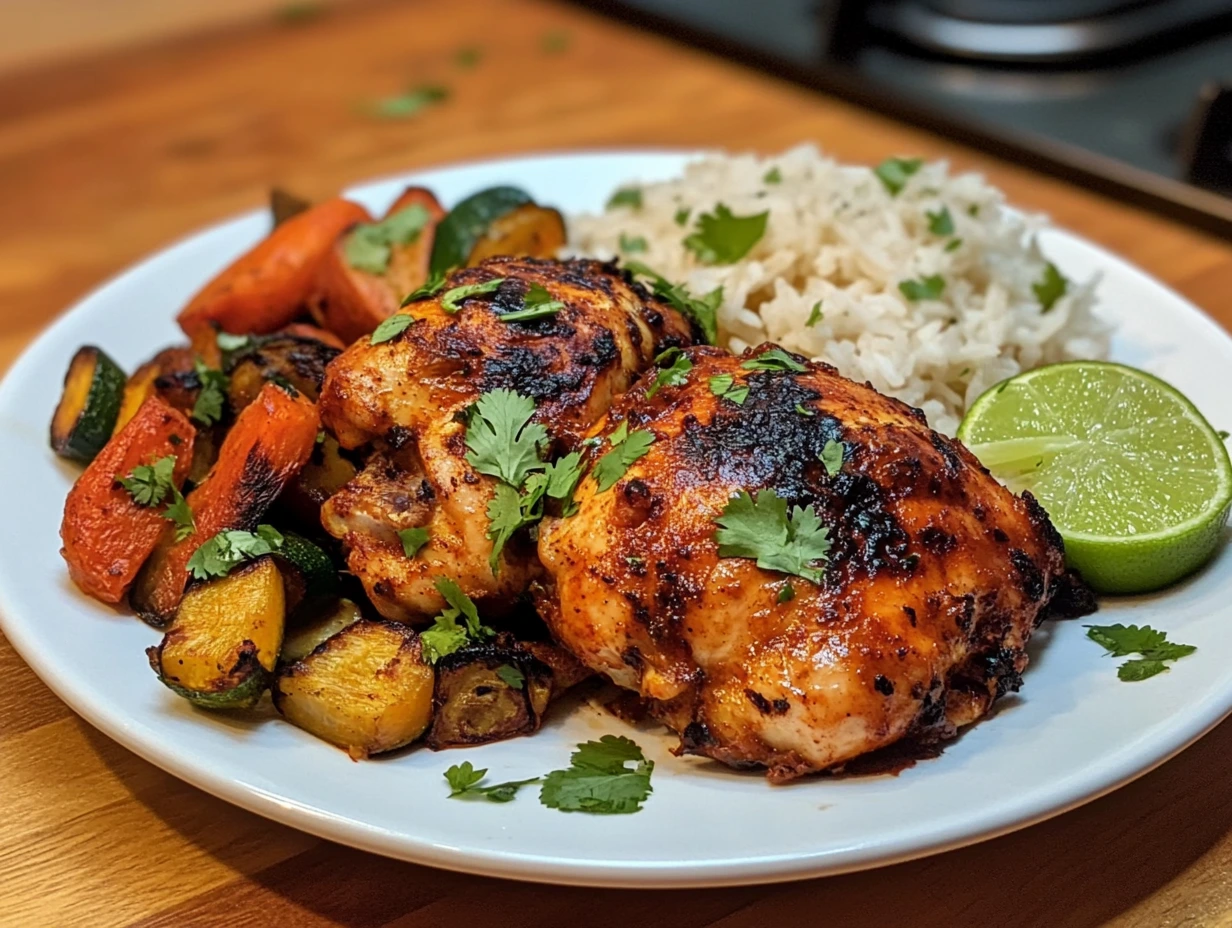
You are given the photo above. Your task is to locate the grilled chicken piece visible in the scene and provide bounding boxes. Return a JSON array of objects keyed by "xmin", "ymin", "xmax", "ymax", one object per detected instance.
[
  {"xmin": 319, "ymin": 257, "xmax": 697, "ymax": 622},
  {"xmin": 535, "ymin": 344, "xmax": 1082, "ymax": 780}
]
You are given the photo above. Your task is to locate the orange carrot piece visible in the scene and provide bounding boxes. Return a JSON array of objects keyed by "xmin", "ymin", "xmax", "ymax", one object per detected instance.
[
  {"xmin": 60, "ymin": 397, "xmax": 196, "ymax": 604},
  {"xmin": 177, "ymin": 197, "xmax": 371, "ymax": 339}
]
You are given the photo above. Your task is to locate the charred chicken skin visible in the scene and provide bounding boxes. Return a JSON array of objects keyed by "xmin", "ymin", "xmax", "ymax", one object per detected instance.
[
  {"xmin": 318, "ymin": 257, "xmax": 697, "ymax": 622},
  {"xmin": 535, "ymin": 344, "xmax": 1075, "ymax": 780}
]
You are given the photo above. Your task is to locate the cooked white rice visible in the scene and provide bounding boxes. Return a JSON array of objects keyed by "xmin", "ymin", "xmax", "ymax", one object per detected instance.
[{"xmin": 567, "ymin": 145, "xmax": 1110, "ymax": 435}]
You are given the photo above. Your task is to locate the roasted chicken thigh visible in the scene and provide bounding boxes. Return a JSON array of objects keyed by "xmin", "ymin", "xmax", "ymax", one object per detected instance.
[
  {"xmin": 535, "ymin": 344, "xmax": 1077, "ymax": 779},
  {"xmin": 318, "ymin": 257, "xmax": 697, "ymax": 621}
]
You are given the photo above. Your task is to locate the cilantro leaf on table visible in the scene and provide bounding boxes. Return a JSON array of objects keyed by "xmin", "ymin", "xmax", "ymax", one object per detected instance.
[
  {"xmin": 645, "ymin": 348, "xmax": 693, "ymax": 399},
  {"xmin": 186, "ymin": 525, "xmax": 283, "ymax": 581},
  {"xmin": 401, "ymin": 268, "xmax": 449, "ymax": 305},
  {"xmin": 741, "ymin": 347, "xmax": 806, "ymax": 373},
  {"xmin": 539, "ymin": 735, "xmax": 654, "ymax": 814},
  {"xmin": 444, "ymin": 761, "xmax": 538, "ymax": 803},
  {"xmin": 499, "ymin": 282, "xmax": 564, "ymax": 322},
  {"xmin": 606, "ymin": 187, "xmax": 642, "ymax": 211},
  {"xmin": 1034, "ymin": 262, "xmax": 1068, "ymax": 312},
  {"xmin": 926, "ymin": 206, "xmax": 954, "ymax": 236},
  {"xmin": 398, "ymin": 526, "xmax": 430, "ymax": 558},
  {"xmin": 370, "ymin": 314, "xmax": 417, "ymax": 345},
  {"xmin": 191, "ymin": 360, "xmax": 229, "ymax": 426},
  {"xmin": 370, "ymin": 84, "xmax": 449, "ymax": 121},
  {"xmin": 421, "ymin": 577, "xmax": 494, "ymax": 664},
  {"xmin": 345, "ymin": 204, "xmax": 432, "ymax": 274},
  {"xmin": 898, "ymin": 275, "xmax": 946, "ymax": 302},
  {"xmin": 683, "ymin": 203, "xmax": 769, "ymax": 265},
  {"xmin": 1086, "ymin": 624, "xmax": 1197, "ymax": 682},
  {"xmin": 874, "ymin": 157, "xmax": 923, "ymax": 196},
  {"xmin": 441, "ymin": 277, "xmax": 505, "ymax": 314},
  {"xmin": 623, "ymin": 261, "xmax": 721, "ymax": 344},
  {"xmin": 714, "ymin": 489, "xmax": 832, "ymax": 584},
  {"xmin": 708, "ymin": 373, "xmax": 749, "ymax": 406},
  {"xmin": 820, "ymin": 440, "xmax": 844, "ymax": 477},
  {"xmin": 465, "ymin": 388, "xmax": 548, "ymax": 489},
  {"xmin": 117, "ymin": 455, "xmax": 177, "ymax": 507},
  {"xmin": 592, "ymin": 430, "xmax": 654, "ymax": 493}
]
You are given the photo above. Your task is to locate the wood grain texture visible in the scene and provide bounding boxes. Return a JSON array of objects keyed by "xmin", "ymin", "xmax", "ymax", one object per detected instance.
[{"xmin": 2, "ymin": 0, "xmax": 1232, "ymax": 925}]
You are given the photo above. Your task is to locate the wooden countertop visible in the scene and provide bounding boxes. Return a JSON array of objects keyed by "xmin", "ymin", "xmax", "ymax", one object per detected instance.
[{"xmin": 3, "ymin": 1, "xmax": 1232, "ymax": 925}]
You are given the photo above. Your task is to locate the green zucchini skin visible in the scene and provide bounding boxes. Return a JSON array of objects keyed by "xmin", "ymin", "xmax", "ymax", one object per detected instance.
[
  {"xmin": 50, "ymin": 346, "xmax": 126, "ymax": 462},
  {"xmin": 428, "ymin": 186, "xmax": 532, "ymax": 275},
  {"xmin": 277, "ymin": 532, "xmax": 340, "ymax": 601},
  {"xmin": 145, "ymin": 642, "xmax": 269, "ymax": 710}
]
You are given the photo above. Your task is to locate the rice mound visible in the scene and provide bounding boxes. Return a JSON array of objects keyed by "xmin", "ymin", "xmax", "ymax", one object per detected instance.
[{"xmin": 567, "ymin": 145, "xmax": 1111, "ymax": 435}]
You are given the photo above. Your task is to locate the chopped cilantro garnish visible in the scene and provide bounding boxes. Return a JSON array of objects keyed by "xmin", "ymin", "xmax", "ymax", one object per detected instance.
[
  {"xmin": 708, "ymin": 373, "xmax": 749, "ymax": 405},
  {"xmin": 370, "ymin": 313, "xmax": 416, "ymax": 345},
  {"xmin": 592, "ymin": 430, "xmax": 654, "ymax": 492},
  {"xmin": 606, "ymin": 187, "xmax": 642, "ymax": 211},
  {"xmin": 763, "ymin": 166, "xmax": 782, "ymax": 184},
  {"xmin": 623, "ymin": 261, "xmax": 721, "ymax": 344},
  {"xmin": 398, "ymin": 527, "xmax": 430, "ymax": 558},
  {"xmin": 645, "ymin": 348, "xmax": 692, "ymax": 399},
  {"xmin": 1086, "ymin": 624, "xmax": 1196, "ymax": 681},
  {"xmin": 898, "ymin": 275, "xmax": 946, "ymax": 302},
  {"xmin": 874, "ymin": 156, "xmax": 923, "ymax": 196},
  {"xmin": 163, "ymin": 488, "xmax": 196, "ymax": 542},
  {"xmin": 715, "ymin": 489, "xmax": 832, "ymax": 584},
  {"xmin": 371, "ymin": 84, "xmax": 449, "ymax": 120},
  {"xmin": 401, "ymin": 268, "xmax": 449, "ymax": 305},
  {"xmin": 777, "ymin": 582, "xmax": 795, "ymax": 604},
  {"xmin": 191, "ymin": 360, "xmax": 228, "ymax": 427},
  {"xmin": 421, "ymin": 577, "xmax": 494, "ymax": 664},
  {"xmin": 1033, "ymin": 262, "xmax": 1068, "ymax": 312},
  {"xmin": 344, "ymin": 204, "xmax": 432, "ymax": 274},
  {"xmin": 619, "ymin": 233, "xmax": 647, "ymax": 253},
  {"xmin": 541, "ymin": 30, "xmax": 571, "ymax": 54},
  {"xmin": 445, "ymin": 761, "xmax": 538, "ymax": 802},
  {"xmin": 539, "ymin": 735, "xmax": 654, "ymax": 814},
  {"xmin": 682, "ymin": 203, "xmax": 768, "ymax": 264},
  {"xmin": 806, "ymin": 301, "xmax": 823, "ymax": 327},
  {"xmin": 499, "ymin": 282, "xmax": 564, "ymax": 322},
  {"xmin": 741, "ymin": 347, "xmax": 805, "ymax": 373},
  {"xmin": 186, "ymin": 525, "xmax": 283, "ymax": 581},
  {"xmin": 674, "ymin": 207, "xmax": 691, "ymax": 227},
  {"xmin": 820, "ymin": 439, "xmax": 844, "ymax": 477},
  {"xmin": 945, "ymin": 238, "xmax": 963, "ymax": 252},
  {"xmin": 215, "ymin": 332, "xmax": 253, "ymax": 353},
  {"xmin": 926, "ymin": 206, "xmax": 954, "ymax": 236},
  {"xmin": 496, "ymin": 664, "xmax": 525, "ymax": 689},
  {"xmin": 116, "ymin": 455, "xmax": 176, "ymax": 507},
  {"xmin": 441, "ymin": 277, "xmax": 505, "ymax": 314},
  {"xmin": 455, "ymin": 46, "xmax": 482, "ymax": 68},
  {"xmin": 465, "ymin": 389, "xmax": 548, "ymax": 489}
]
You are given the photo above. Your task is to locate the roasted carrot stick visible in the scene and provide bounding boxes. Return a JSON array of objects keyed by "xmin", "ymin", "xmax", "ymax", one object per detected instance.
[{"xmin": 60, "ymin": 397, "xmax": 196, "ymax": 604}]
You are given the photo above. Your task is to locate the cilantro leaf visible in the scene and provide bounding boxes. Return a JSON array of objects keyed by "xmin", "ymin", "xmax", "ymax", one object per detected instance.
[
  {"xmin": 455, "ymin": 46, "xmax": 482, "ymax": 68},
  {"xmin": 544, "ymin": 451, "xmax": 584, "ymax": 516},
  {"xmin": 623, "ymin": 261, "xmax": 721, "ymax": 344},
  {"xmin": 370, "ymin": 313, "xmax": 416, "ymax": 345},
  {"xmin": 191, "ymin": 360, "xmax": 229, "ymax": 426},
  {"xmin": 1086, "ymin": 624, "xmax": 1197, "ymax": 682},
  {"xmin": 465, "ymin": 389, "xmax": 548, "ymax": 488},
  {"xmin": 795, "ymin": 403, "xmax": 814, "ymax": 417},
  {"xmin": 714, "ymin": 489, "xmax": 832, "ymax": 584},
  {"xmin": 777, "ymin": 582, "xmax": 795, "ymax": 604},
  {"xmin": 398, "ymin": 527, "xmax": 430, "ymax": 558},
  {"xmin": 606, "ymin": 187, "xmax": 642, "ymax": 211},
  {"xmin": 441, "ymin": 277, "xmax": 505, "ymax": 314},
  {"xmin": 541, "ymin": 29, "xmax": 570, "ymax": 54},
  {"xmin": 945, "ymin": 238, "xmax": 963, "ymax": 252},
  {"xmin": 926, "ymin": 206, "xmax": 954, "ymax": 236},
  {"xmin": 539, "ymin": 736, "xmax": 654, "ymax": 815},
  {"xmin": 898, "ymin": 275, "xmax": 946, "ymax": 302},
  {"xmin": 163, "ymin": 487, "xmax": 196, "ymax": 542},
  {"xmin": 117, "ymin": 455, "xmax": 177, "ymax": 507},
  {"xmin": 708, "ymin": 373, "xmax": 749, "ymax": 406},
  {"xmin": 345, "ymin": 204, "xmax": 432, "ymax": 274},
  {"xmin": 1034, "ymin": 262, "xmax": 1068, "ymax": 312},
  {"xmin": 445, "ymin": 761, "xmax": 539, "ymax": 802},
  {"xmin": 619, "ymin": 233, "xmax": 647, "ymax": 253},
  {"xmin": 645, "ymin": 348, "xmax": 693, "ymax": 399},
  {"xmin": 186, "ymin": 525, "xmax": 283, "ymax": 581},
  {"xmin": 608, "ymin": 419, "xmax": 630, "ymax": 447},
  {"xmin": 874, "ymin": 157, "xmax": 923, "ymax": 196},
  {"xmin": 215, "ymin": 332, "xmax": 253, "ymax": 353},
  {"xmin": 763, "ymin": 167, "xmax": 782, "ymax": 184},
  {"xmin": 371, "ymin": 84, "xmax": 449, "ymax": 120},
  {"xmin": 820, "ymin": 440, "xmax": 844, "ymax": 477},
  {"xmin": 741, "ymin": 347, "xmax": 805, "ymax": 373},
  {"xmin": 674, "ymin": 207, "xmax": 691, "ymax": 227},
  {"xmin": 682, "ymin": 203, "xmax": 768, "ymax": 265},
  {"xmin": 592, "ymin": 430, "xmax": 654, "ymax": 492},
  {"xmin": 421, "ymin": 577, "xmax": 493, "ymax": 663},
  {"xmin": 496, "ymin": 664, "xmax": 525, "ymax": 689},
  {"xmin": 806, "ymin": 301, "xmax": 823, "ymax": 327},
  {"xmin": 499, "ymin": 282, "xmax": 564, "ymax": 322},
  {"xmin": 401, "ymin": 268, "xmax": 449, "ymax": 305},
  {"xmin": 485, "ymin": 482, "xmax": 529, "ymax": 572}
]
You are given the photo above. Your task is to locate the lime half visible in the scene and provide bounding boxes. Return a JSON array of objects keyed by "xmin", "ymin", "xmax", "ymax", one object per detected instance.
[{"xmin": 957, "ymin": 361, "xmax": 1232, "ymax": 594}]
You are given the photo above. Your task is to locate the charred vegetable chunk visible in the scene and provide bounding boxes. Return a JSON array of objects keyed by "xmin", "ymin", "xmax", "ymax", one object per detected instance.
[
  {"xmin": 276, "ymin": 531, "xmax": 339, "ymax": 610},
  {"xmin": 461, "ymin": 203, "xmax": 566, "ymax": 268},
  {"xmin": 272, "ymin": 619, "xmax": 434, "ymax": 758},
  {"xmin": 426, "ymin": 642, "xmax": 554, "ymax": 749},
  {"xmin": 114, "ymin": 346, "xmax": 200, "ymax": 433},
  {"xmin": 280, "ymin": 597, "xmax": 363, "ymax": 664},
  {"xmin": 50, "ymin": 346, "xmax": 126, "ymax": 462},
  {"xmin": 225, "ymin": 333, "xmax": 341, "ymax": 412},
  {"xmin": 275, "ymin": 433, "xmax": 357, "ymax": 532},
  {"xmin": 428, "ymin": 186, "xmax": 532, "ymax": 275},
  {"xmin": 147, "ymin": 556, "xmax": 285, "ymax": 709}
]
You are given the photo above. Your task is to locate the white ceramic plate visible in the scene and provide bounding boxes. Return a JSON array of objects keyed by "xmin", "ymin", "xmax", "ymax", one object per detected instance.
[{"xmin": 3, "ymin": 151, "xmax": 1231, "ymax": 889}]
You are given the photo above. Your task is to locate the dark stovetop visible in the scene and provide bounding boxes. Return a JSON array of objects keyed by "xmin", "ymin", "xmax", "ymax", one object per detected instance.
[{"xmin": 572, "ymin": 0, "xmax": 1232, "ymax": 240}]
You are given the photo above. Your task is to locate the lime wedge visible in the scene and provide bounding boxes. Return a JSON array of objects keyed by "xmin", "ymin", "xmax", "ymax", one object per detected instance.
[{"xmin": 957, "ymin": 361, "xmax": 1232, "ymax": 594}]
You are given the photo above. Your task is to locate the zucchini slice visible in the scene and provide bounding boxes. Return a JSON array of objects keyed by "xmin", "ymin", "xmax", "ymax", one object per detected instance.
[
  {"xmin": 429, "ymin": 186, "xmax": 532, "ymax": 275},
  {"xmin": 272, "ymin": 620, "xmax": 433, "ymax": 758},
  {"xmin": 280, "ymin": 597, "xmax": 363, "ymax": 663},
  {"xmin": 147, "ymin": 556, "xmax": 285, "ymax": 710},
  {"xmin": 463, "ymin": 204, "xmax": 566, "ymax": 267},
  {"xmin": 276, "ymin": 531, "xmax": 340, "ymax": 609},
  {"xmin": 50, "ymin": 346, "xmax": 125, "ymax": 462},
  {"xmin": 426, "ymin": 643, "xmax": 553, "ymax": 749}
]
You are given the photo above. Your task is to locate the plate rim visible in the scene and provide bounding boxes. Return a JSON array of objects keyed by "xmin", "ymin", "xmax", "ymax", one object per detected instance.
[{"xmin": 4, "ymin": 147, "xmax": 1232, "ymax": 888}]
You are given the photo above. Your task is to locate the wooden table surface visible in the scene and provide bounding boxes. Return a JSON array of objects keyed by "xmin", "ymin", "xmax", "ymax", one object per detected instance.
[{"xmin": 3, "ymin": 1, "xmax": 1232, "ymax": 925}]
